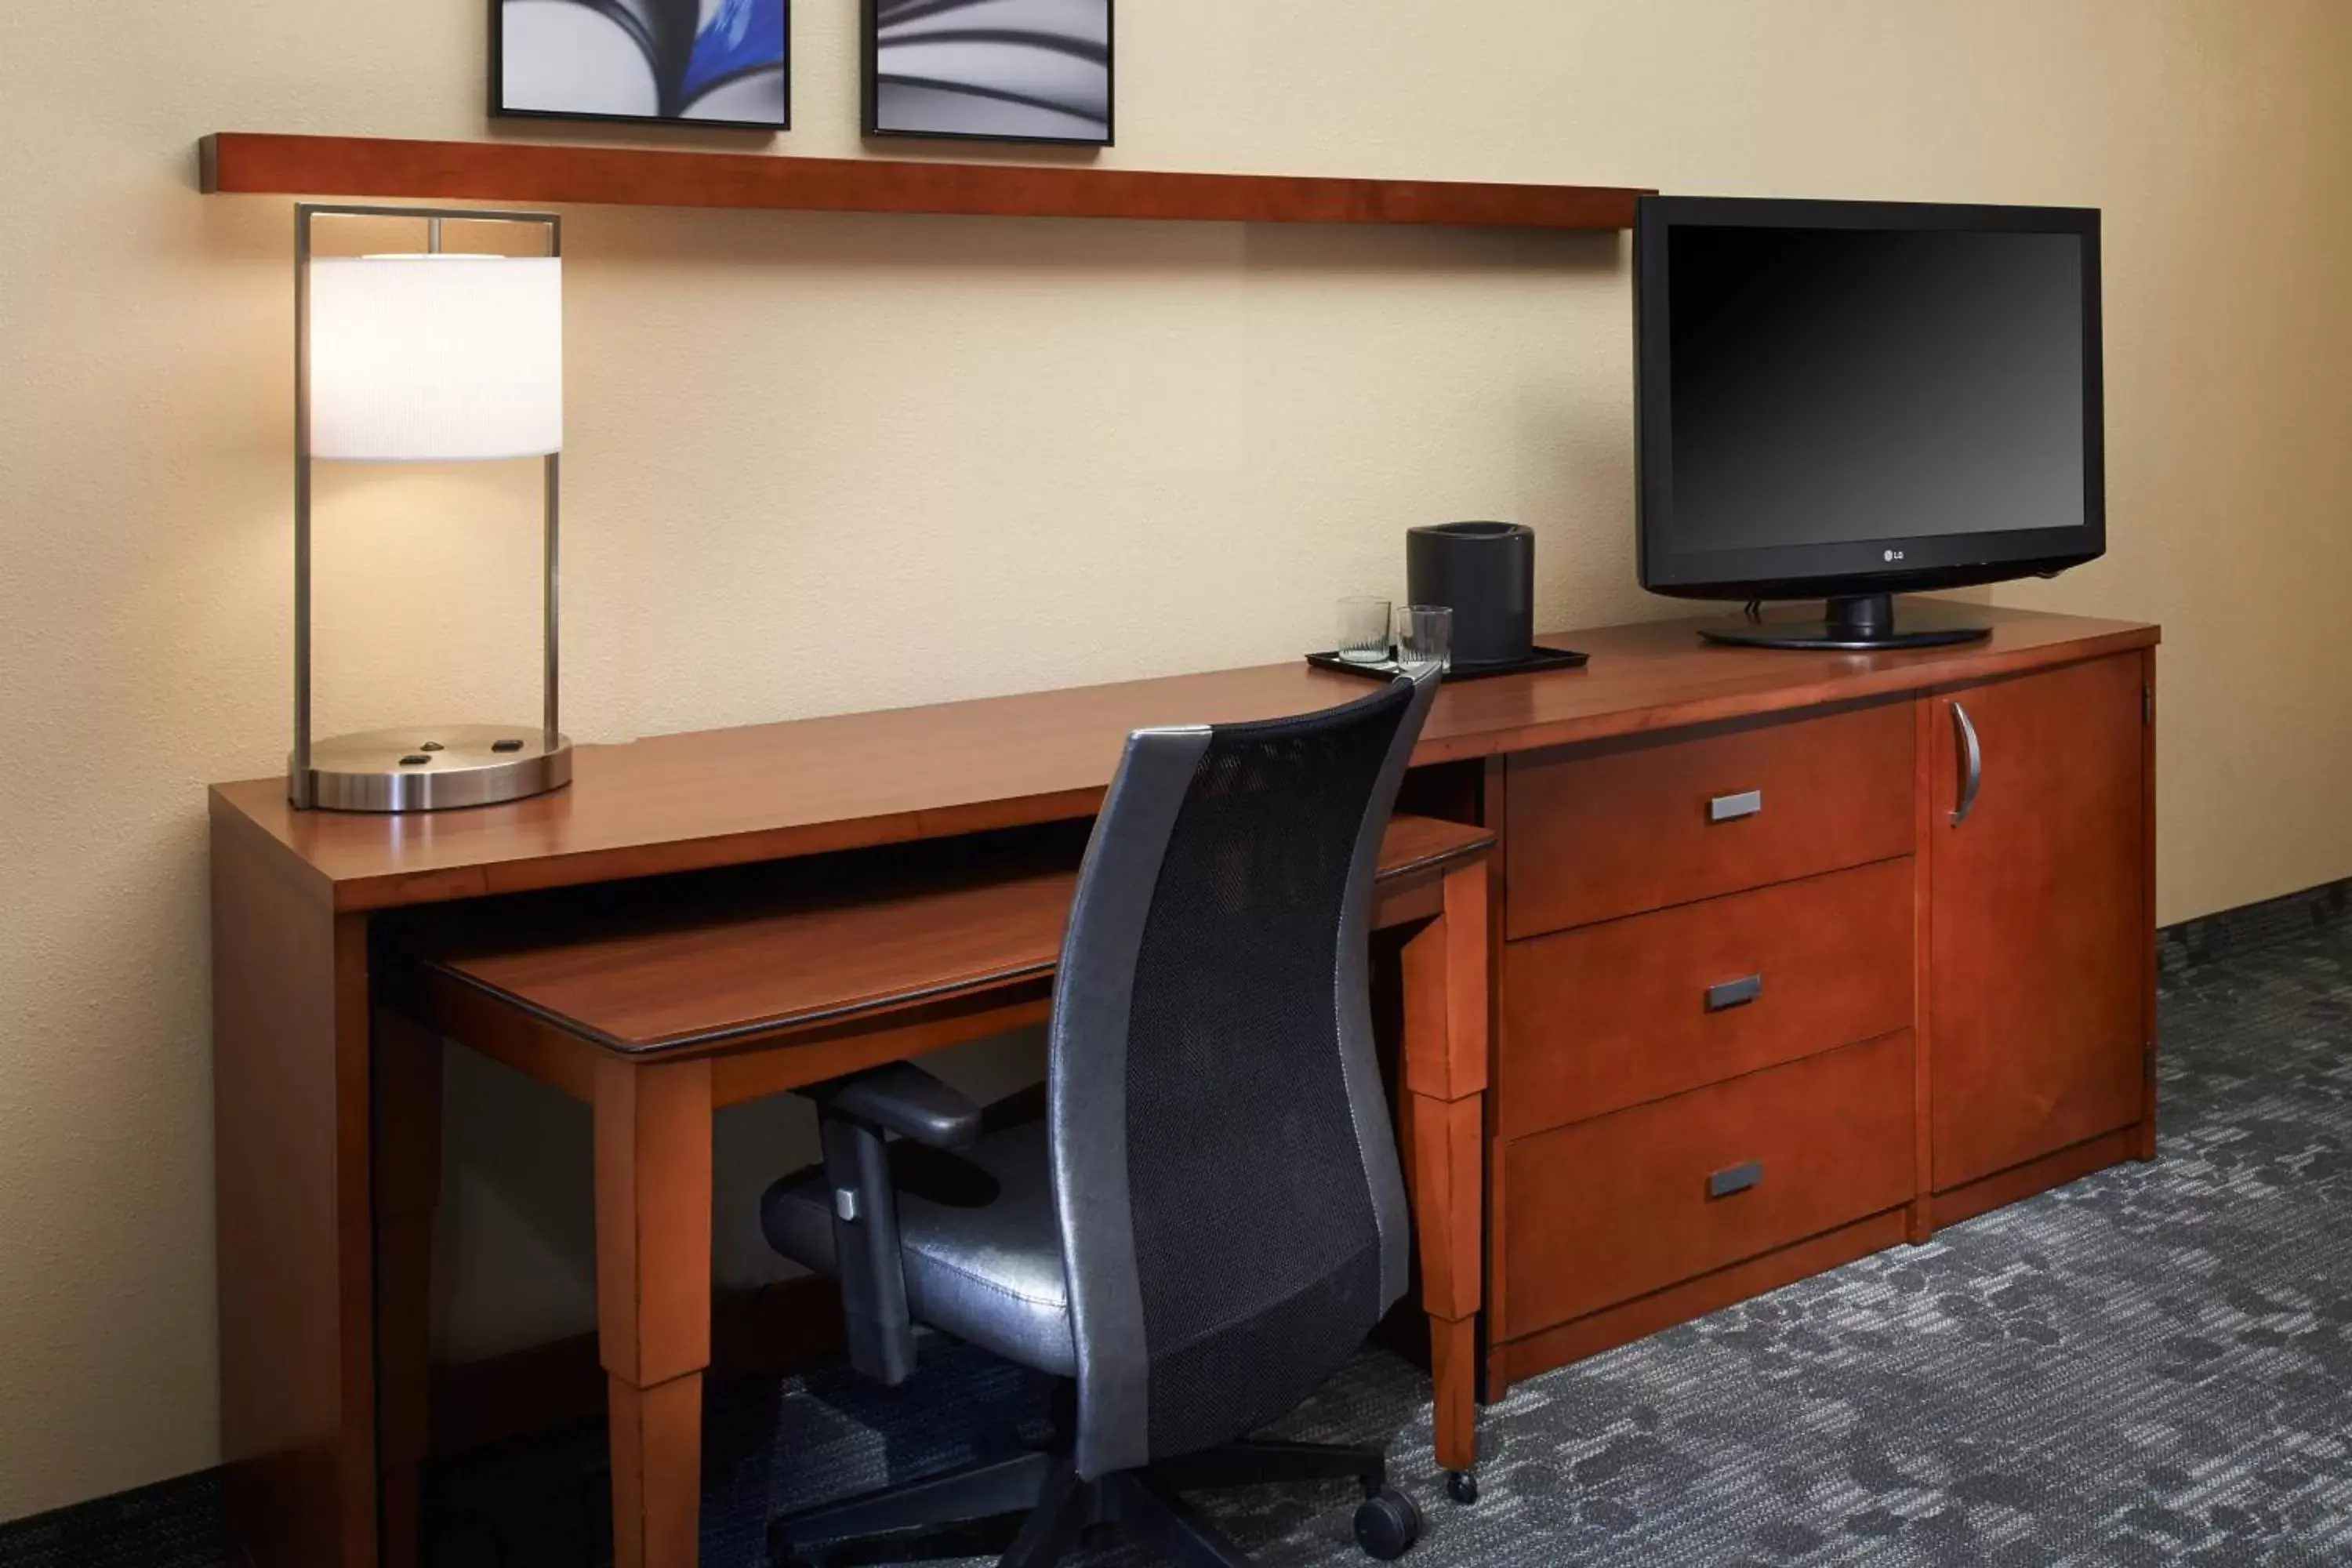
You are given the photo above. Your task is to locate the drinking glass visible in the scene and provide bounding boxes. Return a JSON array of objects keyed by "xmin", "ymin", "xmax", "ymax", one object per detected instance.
[
  {"xmin": 1336, "ymin": 597, "xmax": 1393, "ymax": 664},
  {"xmin": 1398, "ymin": 604, "xmax": 1454, "ymax": 673}
]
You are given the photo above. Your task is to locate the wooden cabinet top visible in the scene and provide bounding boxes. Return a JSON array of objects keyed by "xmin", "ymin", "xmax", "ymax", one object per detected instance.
[{"xmin": 211, "ymin": 605, "xmax": 2156, "ymax": 912}]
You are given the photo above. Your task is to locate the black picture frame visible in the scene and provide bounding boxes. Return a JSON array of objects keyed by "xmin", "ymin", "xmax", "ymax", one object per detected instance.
[
  {"xmin": 492, "ymin": 0, "xmax": 793, "ymax": 133},
  {"xmin": 863, "ymin": 0, "xmax": 1113, "ymax": 147}
]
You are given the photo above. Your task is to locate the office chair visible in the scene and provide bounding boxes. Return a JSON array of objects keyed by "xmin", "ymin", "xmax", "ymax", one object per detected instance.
[{"xmin": 760, "ymin": 666, "xmax": 1443, "ymax": 1568}]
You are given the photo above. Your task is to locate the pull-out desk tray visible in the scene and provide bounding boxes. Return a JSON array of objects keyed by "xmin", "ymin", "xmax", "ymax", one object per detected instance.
[{"xmin": 383, "ymin": 813, "xmax": 1496, "ymax": 1565}]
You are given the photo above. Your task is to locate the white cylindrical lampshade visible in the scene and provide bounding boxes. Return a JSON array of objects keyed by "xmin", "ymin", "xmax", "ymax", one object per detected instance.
[{"xmin": 308, "ymin": 255, "xmax": 563, "ymax": 461}]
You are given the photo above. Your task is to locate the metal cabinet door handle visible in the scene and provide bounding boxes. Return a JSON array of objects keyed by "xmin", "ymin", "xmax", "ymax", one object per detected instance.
[
  {"xmin": 1705, "ymin": 973, "xmax": 1763, "ymax": 1011},
  {"xmin": 1950, "ymin": 699, "xmax": 1983, "ymax": 826},
  {"xmin": 1708, "ymin": 789, "xmax": 1762, "ymax": 823}
]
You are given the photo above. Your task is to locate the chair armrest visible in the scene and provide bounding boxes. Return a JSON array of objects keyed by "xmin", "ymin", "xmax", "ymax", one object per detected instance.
[
  {"xmin": 810, "ymin": 1062, "xmax": 982, "ymax": 1149},
  {"xmin": 796, "ymin": 1065, "xmax": 978, "ymax": 1387},
  {"xmin": 811, "ymin": 1109, "xmax": 918, "ymax": 1387}
]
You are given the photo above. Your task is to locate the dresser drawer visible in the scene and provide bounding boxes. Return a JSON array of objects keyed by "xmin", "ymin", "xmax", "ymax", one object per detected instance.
[
  {"xmin": 1500, "ymin": 858, "xmax": 1915, "ymax": 1135},
  {"xmin": 1499, "ymin": 1031, "xmax": 1913, "ymax": 1337},
  {"xmin": 1503, "ymin": 702, "xmax": 1914, "ymax": 938}
]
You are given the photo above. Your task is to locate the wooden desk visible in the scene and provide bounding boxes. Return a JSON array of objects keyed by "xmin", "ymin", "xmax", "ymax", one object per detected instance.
[
  {"xmin": 378, "ymin": 815, "xmax": 1490, "ymax": 1568},
  {"xmin": 209, "ymin": 606, "xmax": 2159, "ymax": 1568}
]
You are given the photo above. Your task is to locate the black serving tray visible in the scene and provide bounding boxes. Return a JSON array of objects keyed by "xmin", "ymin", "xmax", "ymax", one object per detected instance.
[{"xmin": 1305, "ymin": 643, "xmax": 1589, "ymax": 683}]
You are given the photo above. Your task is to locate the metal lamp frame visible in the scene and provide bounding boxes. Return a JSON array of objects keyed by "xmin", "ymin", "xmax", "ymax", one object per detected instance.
[{"xmin": 291, "ymin": 202, "xmax": 564, "ymax": 810}]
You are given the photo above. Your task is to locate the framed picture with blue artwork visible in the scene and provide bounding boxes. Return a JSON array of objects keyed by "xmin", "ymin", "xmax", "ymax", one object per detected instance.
[
  {"xmin": 496, "ymin": 0, "xmax": 790, "ymax": 130},
  {"xmin": 864, "ymin": 0, "xmax": 1112, "ymax": 147}
]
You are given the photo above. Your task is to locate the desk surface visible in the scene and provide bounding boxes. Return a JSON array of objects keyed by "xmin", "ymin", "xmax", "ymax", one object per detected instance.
[
  {"xmin": 417, "ymin": 814, "xmax": 1493, "ymax": 1055},
  {"xmin": 213, "ymin": 606, "xmax": 2157, "ymax": 913}
]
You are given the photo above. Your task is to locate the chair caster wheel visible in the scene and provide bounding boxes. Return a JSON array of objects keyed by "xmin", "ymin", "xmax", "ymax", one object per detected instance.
[
  {"xmin": 1445, "ymin": 1469, "xmax": 1479, "ymax": 1505},
  {"xmin": 1354, "ymin": 1485, "xmax": 1421, "ymax": 1560}
]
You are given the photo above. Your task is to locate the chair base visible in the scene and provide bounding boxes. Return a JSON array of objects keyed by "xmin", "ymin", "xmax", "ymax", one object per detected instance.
[{"xmin": 769, "ymin": 1438, "xmax": 1417, "ymax": 1567}]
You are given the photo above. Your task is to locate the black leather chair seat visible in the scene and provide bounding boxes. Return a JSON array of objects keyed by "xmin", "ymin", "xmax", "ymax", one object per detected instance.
[{"xmin": 761, "ymin": 1121, "xmax": 1076, "ymax": 1377}]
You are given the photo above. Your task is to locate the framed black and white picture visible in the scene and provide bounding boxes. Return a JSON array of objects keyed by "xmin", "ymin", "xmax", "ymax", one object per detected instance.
[
  {"xmin": 496, "ymin": 0, "xmax": 790, "ymax": 130},
  {"xmin": 865, "ymin": 0, "xmax": 1112, "ymax": 146}
]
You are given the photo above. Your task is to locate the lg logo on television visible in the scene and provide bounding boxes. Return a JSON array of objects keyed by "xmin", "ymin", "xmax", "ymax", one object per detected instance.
[{"xmin": 1884, "ymin": 549, "xmax": 1906, "ymax": 562}]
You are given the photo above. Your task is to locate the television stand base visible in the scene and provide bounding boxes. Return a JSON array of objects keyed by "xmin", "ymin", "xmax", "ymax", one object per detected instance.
[{"xmin": 1697, "ymin": 593, "xmax": 1994, "ymax": 651}]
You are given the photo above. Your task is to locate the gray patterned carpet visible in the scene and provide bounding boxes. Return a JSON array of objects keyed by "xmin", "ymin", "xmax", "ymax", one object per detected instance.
[{"xmin": 10, "ymin": 897, "xmax": 2352, "ymax": 1568}]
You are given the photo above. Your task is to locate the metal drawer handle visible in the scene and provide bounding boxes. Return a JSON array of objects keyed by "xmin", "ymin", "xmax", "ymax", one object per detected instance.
[
  {"xmin": 1705, "ymin": 973, "xmax": 1763, "ymax": 1011},
  {"xmin": 1951, "ymin": 700, "xmax": 1982, "ymax": 826},
  {"xmin": 1708, "ymin": 1160, "xmax": 1763, "ymax": 1200},
  {"xmin": 1708, "ymin": 789, "xmax": 1762, "ymax": 823}
]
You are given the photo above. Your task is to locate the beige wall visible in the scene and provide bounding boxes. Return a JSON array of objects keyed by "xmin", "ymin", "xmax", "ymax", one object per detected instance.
[{"xmin": 5, "ymin": 0, "xmax": 2351, "ymax": 1523}]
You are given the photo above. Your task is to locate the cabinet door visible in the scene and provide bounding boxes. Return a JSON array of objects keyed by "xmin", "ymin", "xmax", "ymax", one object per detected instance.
[{"xmin": 1929, "ymin": 652, "xmax": 2146, "ymax": 1192}]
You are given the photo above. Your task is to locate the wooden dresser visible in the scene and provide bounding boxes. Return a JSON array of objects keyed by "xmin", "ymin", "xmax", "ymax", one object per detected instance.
[
  {"xmin": 1460, "ymin": 635, "xmax": 2154, "ymax": 1393},
  {"xmin": 208, "ymin": 601, "xmax": 2154, "ymax": 1567}
]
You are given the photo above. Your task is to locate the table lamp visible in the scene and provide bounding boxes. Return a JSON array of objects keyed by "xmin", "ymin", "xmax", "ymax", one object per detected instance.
[{"xmin": 290, "ymin": 202, "xmax": 568, "ymax": 811}]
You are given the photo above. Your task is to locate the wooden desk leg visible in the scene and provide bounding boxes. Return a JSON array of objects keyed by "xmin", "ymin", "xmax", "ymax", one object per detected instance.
[
  {"xmin": 372, "ymin": 1011, "xmax": 444, "ymax": 1568},
  {"xmin": 1399, "ymin": 860, "xmax": 1490, "ymax": 1496},
  {"xmin": 594, "ymin": 1057, "xmax": 714, "ymax": 1568}
]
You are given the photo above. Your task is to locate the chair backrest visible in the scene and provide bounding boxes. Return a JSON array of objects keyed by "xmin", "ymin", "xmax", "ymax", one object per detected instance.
[{"xmin": 1047, "ymin": 667, "xmax": 1439, "ymax": 1479}]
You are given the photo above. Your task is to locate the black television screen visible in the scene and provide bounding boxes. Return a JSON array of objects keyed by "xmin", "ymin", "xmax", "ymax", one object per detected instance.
[{"xmin": 1635, "ymin": 197, "xmax": 2104, "ymax": 647}]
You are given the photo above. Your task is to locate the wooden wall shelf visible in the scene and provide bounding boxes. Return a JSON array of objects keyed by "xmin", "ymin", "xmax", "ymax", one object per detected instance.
[{"xmin": 199, "ymin": 133, "xmax": 1646, "ymax": 231}]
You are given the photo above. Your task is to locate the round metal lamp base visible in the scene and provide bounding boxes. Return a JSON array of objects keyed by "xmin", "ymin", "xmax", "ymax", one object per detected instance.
[{"xmin": 293, "ymin": 724, "xmax": 572, "ymax": 812}]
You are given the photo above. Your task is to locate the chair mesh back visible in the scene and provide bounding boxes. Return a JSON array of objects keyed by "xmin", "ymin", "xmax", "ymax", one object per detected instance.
[{"xmin": 1058, "ymin": 677, "xmax": 1421, "ymax": 1464}]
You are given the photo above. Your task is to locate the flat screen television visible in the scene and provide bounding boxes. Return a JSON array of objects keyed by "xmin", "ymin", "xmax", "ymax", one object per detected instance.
[{"xmin": 1635, "ymin": 196, "xmax": 2104, "ymax": 648}]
